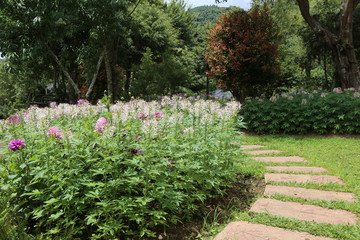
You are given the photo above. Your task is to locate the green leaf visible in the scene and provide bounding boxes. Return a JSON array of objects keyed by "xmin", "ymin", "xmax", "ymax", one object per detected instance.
[
  {"xmin": 44, "ymin": 198, "xmax": 59, "ymax": 206},
  {"xmin": 49, "ymin": 210, "xmax": 64, "ymax": 220}
]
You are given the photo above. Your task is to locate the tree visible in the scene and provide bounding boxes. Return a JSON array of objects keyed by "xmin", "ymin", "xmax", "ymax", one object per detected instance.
[
  {"xmin": 231, "ymin": 0, "xmax": 360, "ymax": 89},
  {"xmin": 0, "ymin": 0, "xmax": 142, "ymax": 102},
  {"xmin": 296, "ymin": 0, "xmax": 360, "ymax": 89},
  {"xmin": 204, "ymin": 7, "xmax": 280, "ymax": 102}
]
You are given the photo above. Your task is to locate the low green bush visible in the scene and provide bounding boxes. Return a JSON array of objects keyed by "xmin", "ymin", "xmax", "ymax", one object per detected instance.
[
  {"xmin": 0, "ymin": 97, "xmax": 241, "ymax": 239},
  {"xmin": 241, "ymin": 90, "xmax": 360, "ymax": 134}
]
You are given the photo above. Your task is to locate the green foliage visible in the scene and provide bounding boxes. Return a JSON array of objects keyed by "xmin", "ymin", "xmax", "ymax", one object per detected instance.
[
  {"xmin": 205, "ymin": 7, "xmax": 281, "ymax": 101},
  {"xmin": 0, "ymin": 97, "xmax": 241, "ymax": 239},
  {"xmin": 0, "ymin": 0, "xmax": 199, "ymax": 103},
  {"xmin": 241, "ymin": 90, "xmax": 360, "ymax": 134},
  {"xmin": 0, "ymin": 61, "xmax": 41, "ymax": 119},
  {"xmin": 131, "ymin": 49, "xmax": 191, "ymax": 98},
  {"xmin": 190, "ymin": 5, "xmax": 231, "ymax": 27}
]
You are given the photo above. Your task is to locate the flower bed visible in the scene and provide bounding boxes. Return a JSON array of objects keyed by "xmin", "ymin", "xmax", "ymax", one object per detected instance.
[
  {"xmin": 0, "ymin": 96, "xmax": 241, "ymax": 239},
  {"xmin": 241, "ymin": 89, "xmax": 360, "ymax": 134}
]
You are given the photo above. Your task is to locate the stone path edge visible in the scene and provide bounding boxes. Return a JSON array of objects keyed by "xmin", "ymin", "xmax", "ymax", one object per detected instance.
[
  {"xmin": 249, "ymin": 198, "xmax": 358, "ymax": 225},
  {"xmin": 246, "ymin": 149, "xmax": 282, "ymax": 155},
  {"xmin": 214, "ymin": 221, "xmax": 335, "ymax": 240},
  {"xmin": 266, "ymin": 166, "xmax": 327, "ymax": 173},
  {"xmin": 265, "ymin": 173, "xmax": 345, "ymax": 184},
  {"xmin": 254, "ymin": 156, "xmax": 308, "ymax": 162},
  {"xmin": 264, "ymin": 185, "xmax": 357, "ymax": 202}
]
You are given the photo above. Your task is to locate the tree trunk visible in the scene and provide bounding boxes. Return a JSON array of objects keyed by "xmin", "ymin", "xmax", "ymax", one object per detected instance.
[
  {"xmin": 86, "ymin": 49, "xmax": 105, "ymax": 99},
  {"xmin": 104, "ymin": 44, "xmax": 114, "ymax": 102},
  {"xmin": 45, "ymin": 43, "xmax": 82, "ymax": 97},
  {"xmin": 124, "ymin": 70, "xmax": 132, "ymax": 101},
  {"xmin": 333, "ymin": 43, "xmax": 360, "ymax": 89},
  {"xmin": 305, "ymin": 63, "xmax": 311, "ymax": 89},
  {"xmin": 296, "ymin": 0, "xmax": 360, "ymax": 89}
]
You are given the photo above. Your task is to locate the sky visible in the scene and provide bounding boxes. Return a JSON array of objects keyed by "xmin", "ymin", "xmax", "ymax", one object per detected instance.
[{"xmin": 182, "ymin": 0, "xmax": 251, "ymax": 9}]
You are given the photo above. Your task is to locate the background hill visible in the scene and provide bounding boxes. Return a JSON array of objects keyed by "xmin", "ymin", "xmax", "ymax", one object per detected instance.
[{"xmin": 189, "ymin": 5, "xmax": 235, "ymax": 26}]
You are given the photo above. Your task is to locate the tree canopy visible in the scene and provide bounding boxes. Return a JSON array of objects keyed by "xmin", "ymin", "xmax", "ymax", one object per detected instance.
[{"xmin": 205, "ymin": 7, "xmax": 280, "ymax": 101}]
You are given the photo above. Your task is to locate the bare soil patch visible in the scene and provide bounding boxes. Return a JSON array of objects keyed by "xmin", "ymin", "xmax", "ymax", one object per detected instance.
[{"xmin": 156, "ymin": 174, "xmax": 265, "ymax": 240}]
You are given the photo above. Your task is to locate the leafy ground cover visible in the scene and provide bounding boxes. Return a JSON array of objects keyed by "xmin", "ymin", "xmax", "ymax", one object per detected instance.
[
  {"xmin": 242, "ymin": 90, "xmax": 360, "ymax": 134},
  {"xmin": 0, "ymin": 96, "xmax": 247, "ymax": 239},
  {"xmin": 211, "ymin": 134, "xmax": 360, "ymax": 240}
]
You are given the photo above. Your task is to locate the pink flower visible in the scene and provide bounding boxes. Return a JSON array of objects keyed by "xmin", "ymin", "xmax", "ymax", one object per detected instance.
[
  {"xmin": 8, "ymin": 140, "xmax": 26, "ymax": 151},
  {"xmin": 7, "ymin": 115, "xmax": 22, "ymax": 124},
  {"xmin": 77, "ymin": 99, "xmax": 89, "ymax": 105},
  {"xmin": 153, "ymin": 111, "xmax": 163, "ymax": 119},
  {"xmin": 95, "ymin": 117, "xmax": 107, "ymax": 133},
  {"xmin": 49, "ymin": 102, "xmax": 57, "ymax": 108},
  {"xmin": 138, "ymin": 112, "xmax": 147, "ymax": 120},
  {"xmin": 96, "ymin": 117, "xmax": 107, "ymax": 125},
  {"xmin": 47, "ymin": 127, "xmax": 63, "ymax": 140}
]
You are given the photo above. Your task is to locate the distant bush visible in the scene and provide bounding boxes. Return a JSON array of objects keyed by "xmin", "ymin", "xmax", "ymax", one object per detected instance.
[{"xmin": 241, "ymin": 89, "xmax": 360, "ymax": 134}]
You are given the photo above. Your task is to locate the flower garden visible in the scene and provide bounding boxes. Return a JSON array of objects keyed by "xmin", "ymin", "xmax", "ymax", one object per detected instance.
[{"xmin": 0, "ymin": 96, "xmax": 242, "ymax": 239}]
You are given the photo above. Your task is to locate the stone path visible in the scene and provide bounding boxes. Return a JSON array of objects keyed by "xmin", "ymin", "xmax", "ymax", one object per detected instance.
[
  {"xmin": 215, "ymin": 144, "xmax": 358, "ymax": 240},
  {"xmin": 246, "ymin": 149, "xmax": 282, "ymax": 155},
  {"xmin": 249, "ymin": 198, "xmax": 358, "ymax": 225},
  {"xmin": 214, "ymin": 221, "xmax": 334, "ymax": 240},
  {"xmin": 265, "ymin": 173, "xmax": 345, "ymax": 184},
  {"xmin": 266, "ymin": 166, "xmax": 327, "ymax": 173},
  {"xmin": 264, "ymin": 185, "xmax": 357, "ymax": 202},
  {"xmin": 254, "ymin": 156, "xmax": 308, "ymax": 162}
]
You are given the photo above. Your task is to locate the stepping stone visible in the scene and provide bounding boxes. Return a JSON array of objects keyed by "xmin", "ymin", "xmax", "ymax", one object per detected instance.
[
  {"xmin": 264, "ymin": 185, "xmax": 356, "ymax": 202},
  {"xmin": 214, "ymin": 221, "xmax": 334, "ymax": 240},
  {"xmin": 265, "ymin": 173, "xmax": 345, "ymax": 184},
  {"xmin": 246, "ymin": 150, "xmax": 282, "ymax": 155},
  {"xmin": 254, "ymin": 156, "xmax": 308, "ymax": 163},
  {"xmin": 239, "ymin": 144, "xmax": 265, "ymax": 150},
  {"xmin": 266, "ymin": 166, "xmax": 327, "ymax": 173},
  {"xmin": 249, "ymin": 198, "xmax": 358, "ymax": 225}
]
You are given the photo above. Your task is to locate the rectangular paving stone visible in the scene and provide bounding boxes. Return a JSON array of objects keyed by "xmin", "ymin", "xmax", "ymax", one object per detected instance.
[
  {"xmin": 254, "ymin": 156, "xmax": 308, "ymax": 163},
  {"xmin": 246, "ymin": 150, "xmax": 282, "ymax": 155},
  {"xmin": 239, "ymin": 144, "xmax": 265, "ymax": 150},
  {"xmin": 215, "ymin": 221, "xmax": 334, "ymax": 240},
  {"xmin": 264, "ymin": 185, "xmax": 356, "ymax": 202},
  {"xmin": 249, "ymin": 198, "xmax": 358, "ymax": 224},
  {"xmin": 265, "ymin": 173, "xmax": 345, "ymax": 184},
  {"xmin": 266, "ymin": 166, "xmax": 327, "ymax": 173}
]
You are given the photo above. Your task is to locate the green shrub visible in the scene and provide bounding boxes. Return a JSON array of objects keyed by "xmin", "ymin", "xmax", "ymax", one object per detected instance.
[
  {"xmin": 0, "ymin": 97, "xmax": 241, "ymax": 239},
  {"xmin": 241, "ymin": 90, "xmax": 360, "ymax": 134}
]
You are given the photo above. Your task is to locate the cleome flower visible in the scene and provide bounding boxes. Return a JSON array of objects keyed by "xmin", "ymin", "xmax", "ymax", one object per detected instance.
[
  {"xmin": 96, "ymin": 117, "xmax": 107, "ymax": 125},
  {"xmin": 77, "ymin": 99, "xmax": 90, "ymax": 105},
  {"xmin": 138, "ymin": 112, "xmax": 147, "ymax": 120},
  {"xmin": 124, "ymin": 148, "xmax": 143, "ymax": 154},
  {"xmin": 95, "ymin": 117, "xmax": 107, "ymax": 133},
  {"xmin": 153, "ymin": 111, "xmax": 163, "ymax": 119},
  {"xmin": 49, "ymin": 102, "xmax": 57, "ymax": 108},
  {"xmin": 8, "ymin": 140, "xmax": 26, "ymax": 151},
  {"xmin": 47, "ymin": 127, "xmax": 63, "ymax": 140},
  {"xmin": 7, "ymin": 115, "xmax": 22, "ymax": 125}
]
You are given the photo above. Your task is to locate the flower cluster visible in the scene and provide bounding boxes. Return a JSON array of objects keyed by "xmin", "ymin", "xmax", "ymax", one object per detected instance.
[
  {"xmin": 95, "ymin": 117, "xmax": 107, "ymax": 133},
  {"xmin": 8, "ymin": 140, "xmax": 26, "ymax": 151},
  {"xmin": 7, "ymin": 115, "xmax": 22, "ymax": 125},
  {"xmin": 153, "ymin": 111, "xmax": 163, "ymax": 119},
  {"xmin": 124, "ymin": 148, "xmax": 143, "ymax": 154},
  {"xmin": 47, "ymin": 127, "xmax": 63, "ymax": 140},
  {"xmin": 49, "ymin": 102, "xmax": 57, "ymax": 108},
  {"xmin": 77, "ymin": 99, "xmax": 90, "ymax": 105}
]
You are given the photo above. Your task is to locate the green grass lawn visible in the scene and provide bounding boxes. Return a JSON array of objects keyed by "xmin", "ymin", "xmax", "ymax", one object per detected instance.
[{"xmin": 210, "ymin": 134, "xmax": 360, "ymax": 240}]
